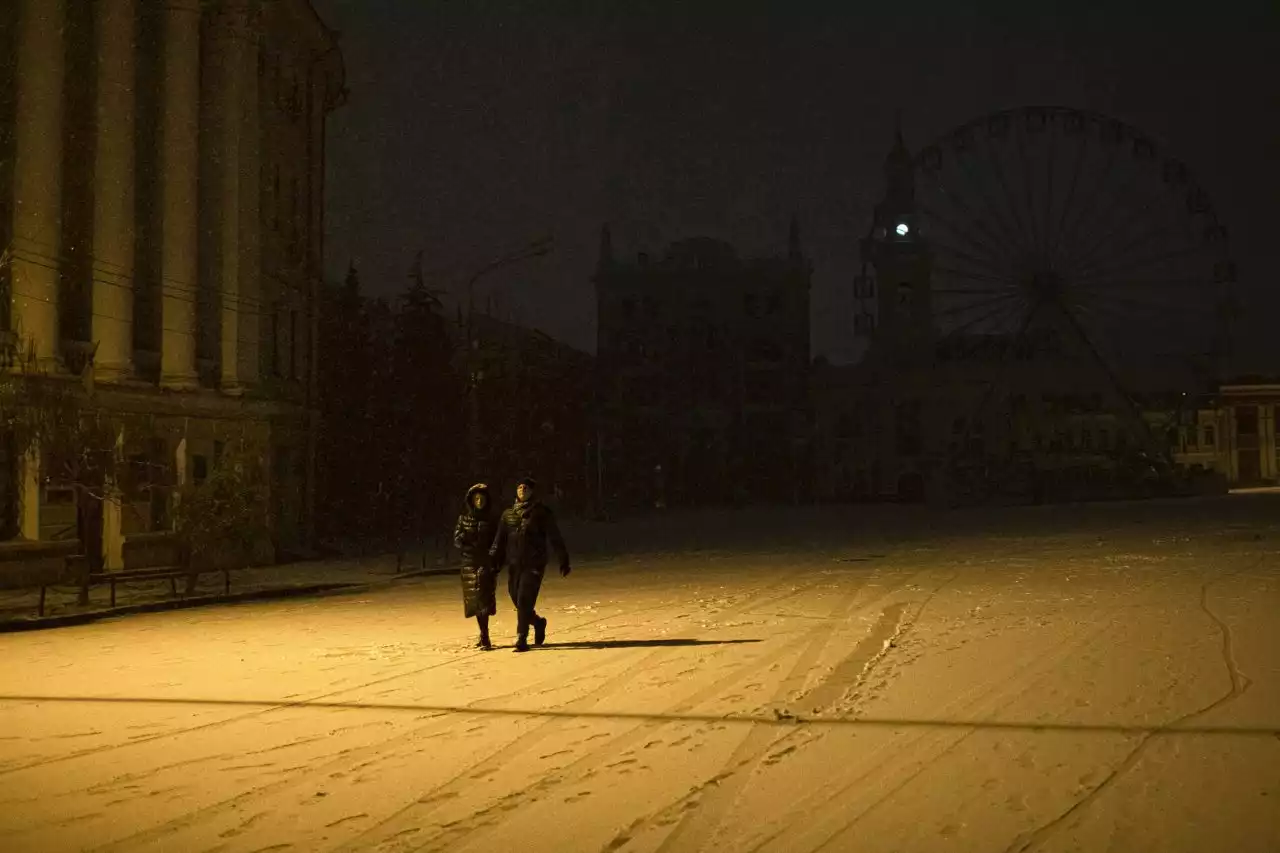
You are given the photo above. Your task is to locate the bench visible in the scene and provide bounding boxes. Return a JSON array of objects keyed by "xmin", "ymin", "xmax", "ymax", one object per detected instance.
[
  {"xmin": 36, "ymin": 563, "xmax": 235, "ymax": 615},
  {"xmin": 0, "ymin": 543, "xmax": 79, "ymax": 616},
  {"xmin": 91, "ymin": 565, "xmax": 234, "ymax": 608}
]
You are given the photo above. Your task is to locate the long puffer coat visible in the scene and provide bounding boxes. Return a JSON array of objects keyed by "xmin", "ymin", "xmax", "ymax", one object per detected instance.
[{"xmin": 453, "ymin": 483, "xmax": 498, "ymax": 618}]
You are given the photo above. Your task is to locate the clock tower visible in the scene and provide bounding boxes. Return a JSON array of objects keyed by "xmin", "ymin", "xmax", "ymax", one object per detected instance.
[{"xmin": 861, "ymin": 121, "xmax": 933, "ymax": 363}]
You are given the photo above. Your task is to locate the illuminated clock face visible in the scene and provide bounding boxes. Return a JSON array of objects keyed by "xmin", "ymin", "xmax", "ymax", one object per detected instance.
[{"xmin": 895, "ymin": 222, "xmax": 910, "ymax": 237}]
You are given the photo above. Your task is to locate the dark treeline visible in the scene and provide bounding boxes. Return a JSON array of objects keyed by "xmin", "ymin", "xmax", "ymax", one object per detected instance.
[{"xmin": 315, "ymin": 264, "xmax": 590, "ymax": 555}]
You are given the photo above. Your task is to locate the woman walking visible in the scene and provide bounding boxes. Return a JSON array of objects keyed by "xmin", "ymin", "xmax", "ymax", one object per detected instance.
[{"xmin": 453, "ymin": 483, "xmax": 499, "ymax": 649}]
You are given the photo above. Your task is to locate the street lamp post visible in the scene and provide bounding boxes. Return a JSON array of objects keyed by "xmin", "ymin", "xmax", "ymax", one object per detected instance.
[{"xmin": 463, "ymin": 237, "xmax": 553, "ymax": 481}]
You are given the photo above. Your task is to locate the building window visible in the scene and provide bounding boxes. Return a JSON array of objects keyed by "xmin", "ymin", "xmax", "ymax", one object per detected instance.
[
  {"xmin": 749, "ymin": 338, "xmax": 782, "ymax": 362},
  {"xmin": 897, "ymin": 283, "xmax": 912, "ymax": 309},
  {"xmin": 895, "ymin": 400, "xmax": 922, "ymax": 456},
  {"xmin": 289, "ymin": 310, "xmax": 298, "ymax": 379},
  {"xmin": 192, "ymin": 455, "xmax": 208, "ymax": 484},
  {"xmin": 290, "ymin": 177, "xmax": 300, "ymax": 252},
  {"xmin": 1203, "ymin": 424, "xmax": 1215, "ymax": 447},
  {"xmin": 273, "ymin": 446, "xmax": 290, "ymax": 485},
  {"xmin": 0, "ymin": 431, "xmax": 16, "ymax": 540},
  {"xmin": 270, "ymin": 310, "xmax": 281, "ymax": 376},
  {"xmin": 272, "ymin": 166, "xmax": 281, "ymax": 232},
  {"xmin": 766, "ymin": 289, "xmax": 782, "ymax": 315}
]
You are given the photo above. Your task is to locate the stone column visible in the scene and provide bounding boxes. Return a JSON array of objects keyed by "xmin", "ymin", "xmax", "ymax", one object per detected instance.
[
  {"xmin": 1262, "ymin": 404, "xmax": 1276, "ymax": 481},
  {"xmin": 158, "ymin": 0, "xmax": 202, "ymax": 389},
  {"xmin": 203, "ymin": 3, "xmax": 251, "ymax": 392},
  {"xmin": 1222, "ymin": 409, "xmax": 1237, "ymax": 484},
  {"xmin": 90, "ymin": 0, "xmax": 137, "ymax": 382},
  {"xmin": 236, "ymin": 6, "xmax": 262, "ymax": 387},
  {"xmin": 9, "ymin": 0, "xmax": 67, "ymax": 367},
  {"xmin": 18, "ymin": 447, "xmax": 41, "ymax": 541},
  {"xmin": 101, "ymin": 426, "xmax": 125, "ymax": 570}
]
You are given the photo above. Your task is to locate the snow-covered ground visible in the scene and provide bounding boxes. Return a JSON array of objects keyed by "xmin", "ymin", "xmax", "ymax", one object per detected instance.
[{"xmin": 2, "ymin": 495, "xmax": 1279, "ymax": 852}]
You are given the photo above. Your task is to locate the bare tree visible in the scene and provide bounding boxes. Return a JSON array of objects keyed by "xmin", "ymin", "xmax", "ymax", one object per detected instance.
[
  {"xmin": 170, "ymin": 428, "xmax": 270, "ymax": 593},
  {"xmin": 0, "ymin": 333, "xmax": 148, "ymax": 602}
]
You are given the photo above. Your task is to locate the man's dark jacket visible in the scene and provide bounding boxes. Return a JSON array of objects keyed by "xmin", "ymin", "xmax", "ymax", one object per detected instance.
[{"xmin": 490, "ymin": 498, "xmax": 569, "ymax": 575}]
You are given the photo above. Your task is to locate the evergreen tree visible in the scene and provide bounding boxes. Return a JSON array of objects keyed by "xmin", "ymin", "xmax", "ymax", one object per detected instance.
[
  {"xmin": 391, "ymin": 252, "xmax": 464, "ymax": 548},
  {"xmin": 316, "ymin": 263, "xmax": 374, "ymax": 546}
]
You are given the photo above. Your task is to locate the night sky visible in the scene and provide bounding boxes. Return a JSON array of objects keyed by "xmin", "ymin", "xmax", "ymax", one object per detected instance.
[{"xmin": 312, "ymin": 0, "xmax": 1278, "ymax": 370}]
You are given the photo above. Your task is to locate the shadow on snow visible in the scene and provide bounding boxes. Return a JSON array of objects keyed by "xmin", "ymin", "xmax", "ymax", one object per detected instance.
[{"xmin": 536, "ymin": 638, "xmax": 762, "ymax": 650}]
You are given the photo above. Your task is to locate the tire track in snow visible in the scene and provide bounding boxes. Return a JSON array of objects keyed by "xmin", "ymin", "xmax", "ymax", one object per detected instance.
[
  {"xmin": 640, "ymin": 569, "xmax": 952, "ymax": 853},
  {"xmin": 83, "ymin": 645, "xmax": 667, "ymax": 853},
  {"xmin": 393, "ymin": 628, "xmax": 828, "ymax": 853},
  {"xmin": 79, "ymin": 569, "xmax": 842, "ymax": 853},
  {"xmin": 0, "ymin": 573, "xmax": 817, "ymax": 778},
  {"xmin": 480, "ymin": 566, "xmax": 938, "ymax": 853},
  {"xmin": 745, "ymin": 617, "xmax": 1119, "ymax": 853},
  {"xmin": 324, "ymin": 569, "xmax": 870, "ymax": 853},
  {"xmin": 1001, "ymin": 564, "xmax": 1258, "ymax": 853}
]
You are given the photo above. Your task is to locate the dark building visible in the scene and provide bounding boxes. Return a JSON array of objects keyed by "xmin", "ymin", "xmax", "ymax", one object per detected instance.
[
  {"xmin": 822, "ymin": 116, "xmax": 1235, "ymax": 506},
  {"xmin": 460, "ymin": 311, "xmax": 593, "ymax": 513},
  {"xmin": 593, "ymin": 225, "xmax": 812, "ymax": 509}
]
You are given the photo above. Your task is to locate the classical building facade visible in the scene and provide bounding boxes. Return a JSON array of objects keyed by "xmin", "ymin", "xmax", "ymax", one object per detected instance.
[
  {"xmin": 593, "ymin": 226, "xmax": 812, "ymax": 508},
  {"xmin": 0, "ymin": 0, "xmax": 344, "ymax": 566}
]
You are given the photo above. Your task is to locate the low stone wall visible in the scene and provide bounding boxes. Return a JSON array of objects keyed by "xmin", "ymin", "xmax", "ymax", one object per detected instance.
[
  {"xmin": 122, "ymin": 532, "xmax": 182, "ymax": 570},
  {"xmin": 0, "ymin": 540, "xmax": 79, "ymax": 588}
]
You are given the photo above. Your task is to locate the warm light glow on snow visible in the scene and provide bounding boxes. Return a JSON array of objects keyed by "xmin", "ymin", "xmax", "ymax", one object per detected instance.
[{"xmin": 0, "ymin": 498, "xmax": 1278, "ymax": 851}]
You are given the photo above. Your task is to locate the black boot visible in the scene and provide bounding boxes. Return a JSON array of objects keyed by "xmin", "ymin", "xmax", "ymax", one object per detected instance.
[
  {"xmin": 476, "ymin": 615, "xmax": 492, "ymax": 650},
  {"xmin": 533, "ymin": 615, "xmax": 548, "ymax": 647},
  {"xmin": 513, "ymin": 633, "xmax": 530, "ymax": 653}
]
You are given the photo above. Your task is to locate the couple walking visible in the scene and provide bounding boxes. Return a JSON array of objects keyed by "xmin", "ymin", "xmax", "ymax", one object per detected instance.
[{"xmin": 452, "ymin": 477, "xmax": 571, "ymax": 652}]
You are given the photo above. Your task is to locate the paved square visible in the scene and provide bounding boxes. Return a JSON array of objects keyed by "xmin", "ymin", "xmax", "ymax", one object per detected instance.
[{"xmin": 1, "ymin": 496, "xmax": 1278, "ymax": 852}]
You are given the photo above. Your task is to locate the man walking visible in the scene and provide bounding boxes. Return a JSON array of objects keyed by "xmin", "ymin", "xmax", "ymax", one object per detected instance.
[{"xmin": 490, "ymin": 476, "xmax": 571, "ymax": 652}]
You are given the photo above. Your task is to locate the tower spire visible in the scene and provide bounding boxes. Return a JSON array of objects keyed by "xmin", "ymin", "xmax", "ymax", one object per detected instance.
[
  {"xmin": 598, "ymin": 222, "xmax": 614, "ymax": 271},
  {"xmin": 884, "ymin": 112, "xmax": 914, "ymax": 206},
  {"xmin": 342, "ymin": 260, "xmax": 360, "ymax": 298}
]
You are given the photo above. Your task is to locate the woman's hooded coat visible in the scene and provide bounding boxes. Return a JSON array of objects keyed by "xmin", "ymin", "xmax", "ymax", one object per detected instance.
[{"xmin": 453, "ymin": 483, "xmax": 498, "ymax": 617}]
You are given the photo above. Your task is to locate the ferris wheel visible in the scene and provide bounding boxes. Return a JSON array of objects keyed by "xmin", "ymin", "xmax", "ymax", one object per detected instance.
[{"xmin": 858, "ymin": 106, "xmax": 1237, "ymax": 402}]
